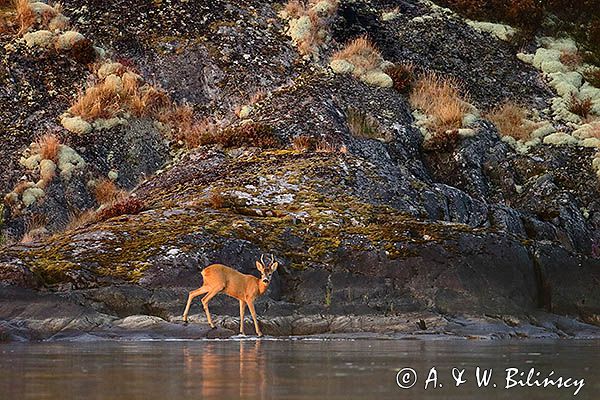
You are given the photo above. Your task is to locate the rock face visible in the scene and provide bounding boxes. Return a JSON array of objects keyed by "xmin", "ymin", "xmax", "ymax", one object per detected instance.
[{"xmin": 1, "ymin": 0, "xmax": 600, "ymax": 340}]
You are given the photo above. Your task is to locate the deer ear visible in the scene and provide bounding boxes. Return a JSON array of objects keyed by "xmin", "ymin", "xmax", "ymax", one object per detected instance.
[
  {"xmin": 271, "ymin": 262, "xmax": 279, "ymax": 271},
  {"xmin": 255, "ymin": 261, "xmax": 264, "ymax": 272}
]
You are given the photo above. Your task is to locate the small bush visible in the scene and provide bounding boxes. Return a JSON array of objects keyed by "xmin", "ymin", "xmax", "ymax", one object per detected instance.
[
  {"xmin": 97, "ymin": 197, "xmax": 145, "ymax": 221},
  {"xmin": 94, "ymin": 178, "xmax": 126, "ymax": 205},
  {"xmin": 209, "ymin": 122, "xmax": 280, "ymax": 149},
  {"xmin": 559, "ymin": 51, "xmax": 583, "ymax": 69},
  {"xmin": 37, "ymin": 133, "xmax": 60, "ymax": 162},
  {"xmin": 69, "ymin": 38, "xmax": 97, "ymax": 64},
  {"xmin": 486, "ymin": 102, "xmax": 534, "ymax": 141},
  {"xmin": 332, "ymin": 36, "xmax": 381, "ymax": 74},
  {"xmin": 584, "ymin": 69, "xmax": 600, "ymax": 88},
  {"xmin": 65, "ymin": 209, "xmax": 98, "ymax": 231},
  {"xmin": 208, "ymin": 190, "xmax": 226, "ymax": 209},
  {"xmin": 15, "ymin": 0, "xmax": 36, "ymax": 34},
  {"xmin": 568, "ymin": 94, "xmax": 593, "ymax": 120},
  {"xmin": 384, "ymin": 63, "xmax": 415, "ymax": 93},
  {"xmin": 410, "ymin": 72, "xmax": 470, "ymax": 134},
  {"xmin": 292, "ymin": 135, "xmax": 312, "ymax": 152}
]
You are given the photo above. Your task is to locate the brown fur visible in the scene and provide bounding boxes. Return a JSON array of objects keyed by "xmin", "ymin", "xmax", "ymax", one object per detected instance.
[{"xmin": 182, "ymin": 259, "xmax": 279, "ymax": 336}]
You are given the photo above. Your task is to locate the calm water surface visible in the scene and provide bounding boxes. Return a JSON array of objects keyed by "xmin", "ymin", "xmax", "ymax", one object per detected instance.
[{"xmin": 0, "ymin": 339, "xmax": 598, "ymax": 399}]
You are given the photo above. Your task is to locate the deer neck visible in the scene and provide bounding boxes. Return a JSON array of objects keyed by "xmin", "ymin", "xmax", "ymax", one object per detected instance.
[{"xmin": 257, "ymin": 279, "xmax": 269, "ymax": 296}]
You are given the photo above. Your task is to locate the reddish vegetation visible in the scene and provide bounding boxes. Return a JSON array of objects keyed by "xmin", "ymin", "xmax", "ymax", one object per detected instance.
[
  {"xmin": 559, "ymin": 51, "xmax": 583, "ymax": 69},
  {"xmin": 568, "ymin": 95, "xmax": 593, "ymax": 120},
  {"xmin": 384, "ymin": 63, "xmax": 415, "ymax": 93},
  {"xmin": 94, "ymin": 178, "xmax": 126, "ymax": 205},
  {"xmin": 97, "ymin": 197, "xmax": 145, "ymax": 221},
  {"xmin": 486, "ymin": 102, "xmax": 534, "ymax": 141},
  {"xmin": 422, "ymin": 129, "xmax": 460, "ymax": 152},
  {"xmin": 37, "ymin": 133, "xmax": 61, "ymax": 162},
  {"xmin": 208, "ymin": 190, "xmax": 226, "ymax": 209},
  {"xmin": 292, "ymin": 135, "xmax": 312, "ymax": 152}
]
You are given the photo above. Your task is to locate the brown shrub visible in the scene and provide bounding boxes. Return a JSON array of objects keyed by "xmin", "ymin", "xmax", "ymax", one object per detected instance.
[
  {"xmin": 208, "ymin": 190, "xmax": 226, "ymax": 209},
  {"xmin": 315, "ymin": 139, "xmax": 339, "ymax": 153},
  {"xmin": 292, "ymin": 135, "xmax": 312, "ymax": 152},
  {"xmin": 410, "ymin": 72, "xmax": 470, "ymax": 134},
  {"xmin": 94, "ymin": 178, "xmax": 126, "ymax": 205},
  {"xmin": 584, "ymin": 69, "xmax": 600, "ymax": 87},
  {"xmin": 569, "ymin": 94, "xmax": 593, "ymax": 120},
  {"xmin": 559, "ymin": 51, "xmax": 583, "ymax": 69},
  {"xmin": 97, "ymin": 197, "xmax": 145, "ymax": 221},
  {"xmin": 384, "ymin": 63, "xmax": 415, "ymax": 93},
  {"xmin": 20, "ymin": 213, "xmax": 47, "ymax": 243},
  {"xmin": 158, "ymin": 104, "xmax": 218, "ymax": 149},
  {"xmin": 37, "ymin": 133, "xmax": 60, "ymax": 162},
  {"xmin": 208, "ymin": 122, "xmax": 280, "ymax": 149},
  {"xmin": 332, "ymin": 36, "xmax": 381, "ymax": 73},
  {"xmin": 65, "ymin": 209, "xmax": 99, "ymax": 231},
  {"xmin": 486, "ymin": 102, "xmax": 534, "ymax": 141},
  {"xmin": 15, "ymin": 0, "xmax": 36, "ymax": 34},
  {"xmin": 69, "ymin": 82, "xmax": 122, "ymax": 120}
]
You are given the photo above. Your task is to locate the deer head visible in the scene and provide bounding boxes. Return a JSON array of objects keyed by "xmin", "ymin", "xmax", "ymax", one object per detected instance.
[{"xmin": 256, "ymin": 254, "xmax": 278, "ymax": 284}]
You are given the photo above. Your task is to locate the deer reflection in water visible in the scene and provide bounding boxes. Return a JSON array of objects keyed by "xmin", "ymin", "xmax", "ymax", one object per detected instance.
[{"xmin": 183, "ymin": 340, "xmax": 268, "ymax": 399}]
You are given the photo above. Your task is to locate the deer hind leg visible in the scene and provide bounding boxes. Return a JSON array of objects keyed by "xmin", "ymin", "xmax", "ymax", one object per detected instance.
[
  {"xmin": 201, "ymin": 288, "xmax": 222, "ymax": 329},
  {"xmin": 182, "ymin": 286, "xmax": 210, "ymax": 323},
  {"xmin": 247, "ymin": 300, "xmax": 262, "ymax": 337},
  {"xmin": 239, "ymin": 300, "xmax": 246, "ymax": 335}
]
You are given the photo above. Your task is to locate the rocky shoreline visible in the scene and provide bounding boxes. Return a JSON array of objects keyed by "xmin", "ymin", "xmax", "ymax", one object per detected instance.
[{"xmin": 2, "ymin": 286, "xmax": 599, "ymax": 342}]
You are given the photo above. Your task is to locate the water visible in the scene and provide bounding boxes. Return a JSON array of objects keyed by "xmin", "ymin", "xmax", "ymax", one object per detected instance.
[{"xmin": 0, "ymin": 339, "xmax": 598, "ymax": 399}]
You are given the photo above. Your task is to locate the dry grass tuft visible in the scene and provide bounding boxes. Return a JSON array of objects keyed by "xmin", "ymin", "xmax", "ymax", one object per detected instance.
[
  {"xmin": 37, "ymin": 133, "xmax": 61, "ymax": 162},
  {"xmin": 94, "ymin": 178, "xmax": 126, "ymax": 205},
  {"xmin": 97, "ymin": 197, "xmax": 145, "ymax": 221},
  {"xmin": 292, "ymin": 135, "xmax": 312, "ymax": 152},
  {"xmin": 315, "ymin": 138, "xmax": 340, "ymax": 153},
  {"xmin": 486, "ymin": 102, "xmax": 535, "ymax": 141},
  {"xmin": 70, "ymin": 82, "xmax": 122, "ymax": 120},
  {"xmin": 15, "ymin": 0, "xmax": 36, "ymax": 34},
  {"xmin": 209, "ymin": 122, "xmax": 280, "ymax": 149},
  {"xmin": 569, "ymin": 94, "xmax": 593, "ymax": 120},
  {"xmin": 20, "ymin": 213, "xmax": 47, "ymax": 244},
  {"xmin": 158, "ymin": 104, "xmax": 218, "ymax": 149},
  {"xmin": 65, "ymin": 209, "xmax": 99, "ymax": 231},
  {"xmin": 384, "ymin": 62, "xmax": 415, "ymax": 93},
  {"xmin": 332, "ymin": 35, "xmax": 381, "ymax": 73},
  {"xmin": 410, "ymin": 72, "xmax": 470, "ymax": 134}
]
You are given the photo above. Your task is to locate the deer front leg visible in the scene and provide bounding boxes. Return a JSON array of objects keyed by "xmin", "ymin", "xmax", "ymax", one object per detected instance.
[
  {"xmin": 239, "ymin": 300, "xmax": 246, "ymax": 335},
  {"xmin": 247, "ymin": 300, "xmax": 262, "ymax": 337},
  {"xmin": 182, "ymin": 286, "xmax": 209, "ymax": 323}
]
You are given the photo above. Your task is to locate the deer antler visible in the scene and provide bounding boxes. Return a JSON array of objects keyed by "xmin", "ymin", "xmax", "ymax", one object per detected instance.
[{"xmin": 260, "ymin": 254, "xmax": 265, "ymax": 266}]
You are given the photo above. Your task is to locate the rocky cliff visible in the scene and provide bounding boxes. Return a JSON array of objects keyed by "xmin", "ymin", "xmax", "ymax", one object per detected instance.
[{"xmin": 0, "ymin": 0, "xmax": 599, "ymax": 340}]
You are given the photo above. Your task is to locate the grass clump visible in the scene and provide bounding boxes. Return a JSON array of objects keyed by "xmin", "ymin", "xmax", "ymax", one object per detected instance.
[
  {"xmin": 486, "ymin": 102, "xmax": 536, "ymax": 141},
  {"xmin": 332, "ymin": 36, "xmax": 382, "ymax": 76},
  {"xmin": 410, "ymin": 72, "xmax": 470, "ymax": 134},
  {"xmin": 36, "ymin": 133, "xmax": 60, "ymax": 163}
]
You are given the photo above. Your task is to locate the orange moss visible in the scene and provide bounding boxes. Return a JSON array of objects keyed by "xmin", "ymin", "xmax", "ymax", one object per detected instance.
[{"xmin": 486, "ymin": 102, "xmax": 534, "ymax": 141}]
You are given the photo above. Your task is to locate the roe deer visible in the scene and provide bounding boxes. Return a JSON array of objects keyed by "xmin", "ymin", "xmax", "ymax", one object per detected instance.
[{"xmin": 182, "ymin": 254, "xmax": 278, "ymax": 337}]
